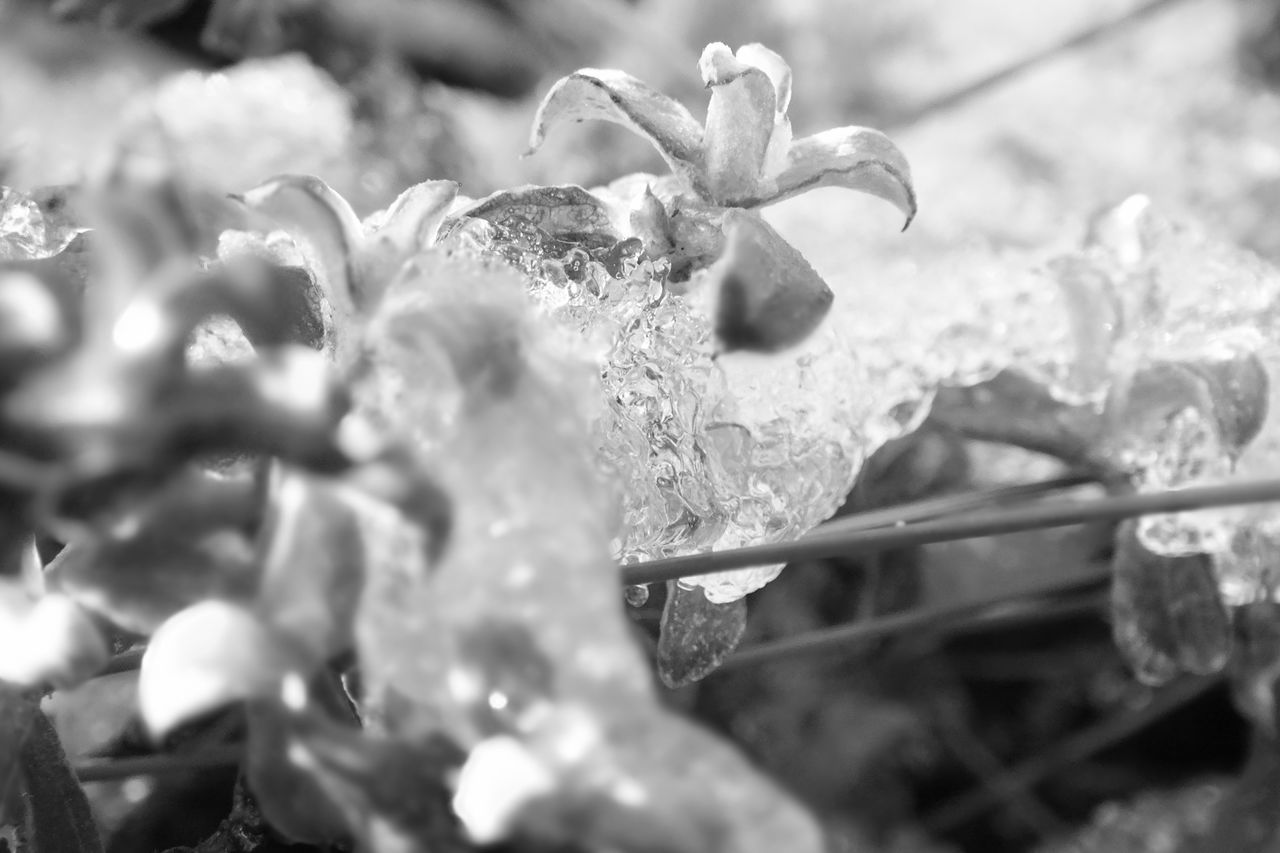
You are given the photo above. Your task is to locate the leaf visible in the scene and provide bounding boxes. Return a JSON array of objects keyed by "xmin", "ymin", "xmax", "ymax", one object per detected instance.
[
  {"xmin": 1230, "ymin": 601, "xmax": 1280, "ymax": 732},
  {"xmin": 528, "ymin": 70, "xmax": 709, "ymax": 199},
  {"xmin": 19, "ymin": 707, "xmax": 103, "ymax": 853},
  {"xmin": 1110, "ymin": 521, "xmax": 1231, "ymax": 685},
  {"xmin": 699, "ymin": 43, "xmax": 778, "ymax": 205},
  {"xmin": 0, "ymin": 594, "xmax": 110, "ymax": 690},
  {"xmin": 268, "ymin": 697, "xmax": 468, "ymax": 852},
  {"xmin": 256, "ymin": 465, "xmax": 364, "ymax": 662},
  {"xmin": 657, "ymin": 582, "xmax": 748, "ymax": 687},
  {"xmin": 711, "ymin": 209, "xmax": 833, "ymax": 353},
  {"xmin": 456, "ymin": 184, "xmax": 620, "ymax": 244},
  {"xmin": 0, "ymin": 685, "xmax": 37, "ymax": 818},
  {"xmin": 139, "ymin": 600, "xmax": 305, "ymax": 738},
  {"xmin": 245, "ymin": 672, "xmax": 358, "ymax": 847},
  {"xmin": 751, "ymin": 126, "xmax": 917, "ymax": 228}
]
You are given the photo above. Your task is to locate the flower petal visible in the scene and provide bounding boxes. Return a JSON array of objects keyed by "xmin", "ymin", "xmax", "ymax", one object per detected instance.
[
  {"xmin": 754, "ymin": 127, "xmax": 918, "ymax": 228},
  {"xmin": 699, "ymin": 43, "xmax": 778, "ymax": 205},
  {"xmin": 237, "ymin": 174, "xmax": 365, "ymax": 321},
  {"xmin": 711, "ymin": 209, "xmax": 833, "ymax": 353},
  {"xmin": 528, "ymin": 70, "xmax": 708, "ymax": 198},
  {"xmin": 736, "ymin": 44, "xmax": 792, "ymax": 115}
]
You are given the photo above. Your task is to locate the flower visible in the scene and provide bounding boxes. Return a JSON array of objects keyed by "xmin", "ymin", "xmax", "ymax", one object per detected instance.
[
  {"xmin": 529, "ymin": 42, "xmax": 916, "ymax": 222},
  {"xmin": 526, "ymin": 42, "xmax": 916, "ymax": 356}
]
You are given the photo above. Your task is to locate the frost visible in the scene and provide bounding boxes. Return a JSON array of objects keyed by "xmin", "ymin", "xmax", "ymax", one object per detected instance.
[{"xmin": 0, "ymin": 186, "xmax": 78, "ymax": 260}]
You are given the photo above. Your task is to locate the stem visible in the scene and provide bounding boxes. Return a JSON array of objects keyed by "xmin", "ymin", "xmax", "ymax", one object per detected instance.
[
  {"xmin": 721, "ymin": 582, "xmax": 1107, "ymax": 671},
  {"xmin": 622, "ymin": 478, "xmax": 1280, "ymax": 586},
  {"xmin": 922, "ymin": 674, "xmax": 1220, "ymax": 833},
  {"xmin": 810, "ymin": 474, "xmax": 1095, "ymax": 538},
  {"xmin": 74, "ymin": 744, "xmax": 242, "ymax": 783}
]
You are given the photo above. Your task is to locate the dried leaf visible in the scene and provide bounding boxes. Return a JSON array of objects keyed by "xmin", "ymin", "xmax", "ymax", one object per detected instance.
[
  {"xmin": 753, "ymin": 126, "xmax": 917, "ymax": 227},
  {"xmin": 699, "ymin": 43, "xmax": 778, "ymax": 205},
  {"xmin": 528, "ymin": 70, "xmax": 708, "ymax": 198},
  {"xmin": 657, "ymin": 582, "xmax": 748, "ymax": 687},
  {"xmin": 712, "ymin": 209, "xmax": 833, "ymax": 353},
  {"xmin": 139, "ymin": 600, "xmax": 305, "ymax": 737}
]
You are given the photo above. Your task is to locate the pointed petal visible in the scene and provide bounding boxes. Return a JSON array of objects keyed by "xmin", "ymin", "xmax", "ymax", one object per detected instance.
[
  {"xmin": 736, "ymin": 44, "xmax": 792, "ymax": 115},
  {"xmin": 528, "ymin": 70, "xmax": 708, "ymax": 198},
  {"xmin": 237, "ymin": 175, "xmax": 365, "ymax": 320},
  {"xmin": 755, "ymin": 127, "xmax": 917, "ymax": 228},
  {"xmin": 359, "ymin": 180, "xmax": 458, "ymax": 306},
  {"xmin": 711, "ymin": 210, "xmax": 833, "ymax": 353},
  {"xmin": 699, "ymin": 43, "xmax": 777, "ymax": 205}
]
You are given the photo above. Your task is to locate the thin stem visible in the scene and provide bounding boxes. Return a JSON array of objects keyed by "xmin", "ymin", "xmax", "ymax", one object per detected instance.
[
  {"xmin": 623, "ymin": 478, "xmax": 1280, "ymax": 586},
  {"xmin": 721, "ymin": 581, "xmax": 1108, "ymax": 671},
  {"xmin": 922, "ymin": 674, "xmax": 1220, "ymax": 833},
  {"xmin": 887, "ymin": 0, "xmax": 1187, "ymax": 128},
  {"xmin": 74, "ymin": 744, "xmax": 242, "ymax": 783},
  {"xmin": 810, "ymin": 474, "xmax": 1096, "ymax": 538}
]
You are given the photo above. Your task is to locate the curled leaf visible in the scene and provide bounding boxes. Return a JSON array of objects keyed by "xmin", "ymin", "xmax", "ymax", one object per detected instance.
[
  {"xmin": 712, "ymin": 209, "xmax": 833, "ymax": 353},
  {"xmin": 237, "ymin": 174, "xmax": 364, "ymax": 329},
  {"xmin": 139, "ymin": 600, "xmax": 304, "ymax": 737},
  {"xmin": 699, "ymin": 43, "xmax": 778, "ymax": 205},
  {"xmin": 657, "ymin": 582, "xmax": 748, "ymax": 687},
  {"xmin": 755, "ymin": 126, "xmax": 917, "ymax": 227},
  {"xmin": 528, "ymin": 69, "xmax": 707, "ymax": 198}
]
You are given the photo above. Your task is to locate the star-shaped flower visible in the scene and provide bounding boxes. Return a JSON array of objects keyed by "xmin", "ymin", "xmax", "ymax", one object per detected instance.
[{"xmin": 529, "ymin": 41, "xmax": 916, "ymax": 222}]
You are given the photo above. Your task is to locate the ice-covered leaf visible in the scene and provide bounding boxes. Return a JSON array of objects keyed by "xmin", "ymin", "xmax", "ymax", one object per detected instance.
[
  {"xmin": 528, "ymin": 69, "xmax": 708, "ymax": 198},
  {"xmin": 0, "ymin": 186, "xmax": 80, "ymax": 261},
  {"xmin": 352, "ymin": 247, "xmax": 825, "ymax": 852},
  {"xmin": 755, "ymin": 126, "xmax": 917, "ymax": 227},
  {"xmin": 699, "ymin": 43, "xmax": 779, "ymax": 205},
  {"xmin": 456, "ymin": 184, "xmax": 621, "ymax": 244},
  {"xmin": 1110, "ymin": 521, "xmax": 1231, "ymax": 685},
  {"xmin": 657, "ymin": 582, "xmax": 748, "ymax": 687},
  {"xmin": 139, "ymin": 600, "xmax": 305, "ymax": 737},
  {"xmin": 0, "ymin": 594, "xmax": 110, "ymax": 690},
  {"xmin": 711, "ymin": 208, "xmax": 833, "ymax": 353}
]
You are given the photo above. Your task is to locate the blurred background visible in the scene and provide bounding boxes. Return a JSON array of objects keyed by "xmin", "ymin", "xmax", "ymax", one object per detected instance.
[{"xmin": 6, "ymin": 0, "xmax": 1280, "ymax": 851}]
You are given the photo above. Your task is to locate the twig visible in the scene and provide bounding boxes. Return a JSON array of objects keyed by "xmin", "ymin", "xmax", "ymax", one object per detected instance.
[
  {"xmin": 74, "ymin": 744, "xmax": 242, "ymax": 783},
  {"xmin": 622, "ymin": 478, "xmax": 1280, "ymax": 585},
  {"xmin": 886, "ymin": 0, "xmax": 1189, "ymax": 129},
  {"xmin": 720, "ymin": 582, "xmax": 1107, "ymax": 671},
  {"xmin": 810, "ymin": 474, "xmax": 1095, "ymax": 538},
  {"xmin": 922, "ymin": 674, "xmax": 1220, "ymax": 833}
]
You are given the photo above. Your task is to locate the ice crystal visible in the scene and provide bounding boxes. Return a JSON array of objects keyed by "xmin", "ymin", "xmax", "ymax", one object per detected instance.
[
  {"xmin": 449, "ymin": 203, "xmax": 865, "ymax": 602},
  {"xmin": 0, "ymin": 186, "xmax": 78, "ymax": 260}
]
